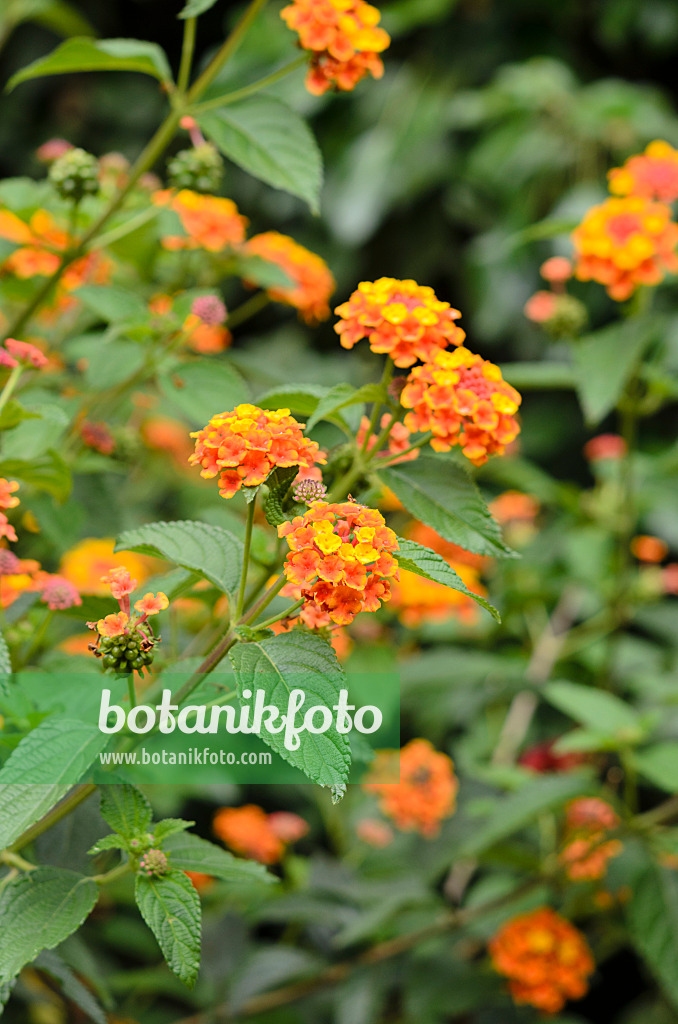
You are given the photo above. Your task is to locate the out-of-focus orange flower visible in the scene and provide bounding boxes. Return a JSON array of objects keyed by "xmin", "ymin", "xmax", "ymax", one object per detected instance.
[
  {"xmin": 406, "ymin": 521, "xmax": 487, "ymax": 572},
  {"xmin": 58, "ymin": 633, "xmax": 95, "ymax": 656},
  {"xmin": 608, "ymin": 140, "xmax": 678, "ymax": 203},
  {"xmin": 330, "ymin": 626, "xmax": 353, "ymax": 660},
  {"xmin": 401, "ymin": 347, "xmax": 521, "ymax": 465},
  {"xmin": 335, "ymin": 278, "xmax": 465, "ymax": 368},
  {"xmin": 280, "ymin": 0, "xmax": 390, "ymax": 95},
  {"xmin": 572, "ymin": 195, "xmax": 678, "ymax": 300},
  {"xmin": 364, "ymin": 738, "xmax": 458, "ymax": 837},
  {"xmin": 663, "ymin": 563, "xmax": 678, "ymax": 594},
  {"xmin": 59, "ymin": 538, "xmax": 152, "ymax": 596},
  {"xmin": 5, "ymin": 338, "xmax": 49, "ymax": 368},
  {"xmin": 0, "ymin": 479, "xmax": 19, "ymax": 511},
  {"xmin": 245, "ymin": 232, "xmax": 335, "ymax": 323},
  {"xmin": 584, "ymin": 433, "xmax": 627, "ymax": 462},
  {"xmin": 190, "ymin": 404, "xmax": 325, "ymax": 500},
  {"xmin": 279, "ymin": 500, "xmax": 399, "ymax": 626},
  {"xmin": 356, "ymin": 817, "xmax": 394, "ymax": 847},
  {"xmin": 268, "ymin": 812, "xmax": 310, "ymax": 843},
  {"xmin": 391, "ymin": 565, "xmax": 485, "ymax": 627},
  {"xmin": 185, "ymin": 871, "xmax": 215, "ymax": 893},
  {"xmin": 630, "ymin": 534, "xmax": 669, "ymax": 563},
  {"xmin": 153, "ymin": 189, "xmax": 248, "ymax": 252},
  {"xmin": 182, "ymin": 313, "xmax": 232, "ymax": 353},
  {"xmin": 490, "ymin": 491, "xmax": 540, "ymax": 527},
  {"xmin": 356, "ymin": 413, "xmax": 418, "ymax": 464},
  {"xmin": 559, "ymin": 798, "xmax": 622, "ymax": 882},
  {"xmin": 524, "ymin": 290, "xmax": 558, "ymax": 323},
  {"xmin": 80, "ymin": 420, "xmax": 115, "ymax": 455},
  {"xmin": 540, "ymin": 257, "xmax": 573, "ymax": 285},
  {"xmin": 0, "ymin": 555, "xmax": 41, "ymax": 609},
  {"xmin": 489, "ymin": 907, "xmax": 594, "ymax": 1014},
  {"xmin": 213, "ymin": 805, "xmax": 307, "ymax": 864},
  {"xmin": 142, "ymin": 416, "xmax": 195, "ymax": 468}
]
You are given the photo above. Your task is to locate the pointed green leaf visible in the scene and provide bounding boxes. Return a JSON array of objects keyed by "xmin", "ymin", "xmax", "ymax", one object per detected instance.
[
  {"xmin": 627, "ymin": 859, "xmax": 678, "ymax": 1008},
  {"xmin": 306, "ymin": 383, "xmax": 384, "ymax": 431},
  {"xmin": 395, "ymin": 536, "xmax": 500, "ymax": 621},
  {"xmin": 153, "ymin": 818, "xmax": 194, "ymax": 842},
  {"xmin": 179, "ymin": 0, "xmax": 218, "ymax": 16},
  {"xmin": 572, "ymin": 318, "xmax": 657, "ymax": 425},
  {"xmin": 35, "ymin": 950, "xmax": 107, "ymax": 1024},
  {"xmin": 99, "ymin": 784, "xmax": 152, "ymax": 838},
  {"xmin": 135, "ymin": 869, "xmax": 201, "ymax": 988},
  {"xmin": 8, "ymin": 37, "xmax": 173, "ymax": 91},
  {"xmin": 544, "ymin": 681, "xmax": 644, "ymax": 743},
  {"xmin": 158, "ymin": 360, "xmax": 247, "ymax": 426},
  {"xmin": 76, "ymin": 284, "xmax": 148, "ymax": 323},
  {"xmin": 163, "ymin": 832, "xmax": 276, "ymax": 885}
]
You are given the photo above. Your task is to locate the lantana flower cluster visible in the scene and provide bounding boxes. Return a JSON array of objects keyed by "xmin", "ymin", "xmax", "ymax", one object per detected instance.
[
  {"xmin": 278, "ymin": 500, "xmax": 399, "ymax": 626},
  {"xmin": 280, "ymin": 0, "xmax": 390, "ymax": 96},
  {"xmin": 558, "ymin": 797, "xmax": 622, "ymax": 882},
  {"xmin": 87, "ymin": 566, "xmax": 167, "ymax": 673},
  {"xmin": 213, "ymin": 804, "xmax": 309, "ymax": 864},
  {"xmin": 245, "ymin": 231, "xmax": 336, "ymax": 323},
  {"xmin": 363, "ymin": 738, "xmax": 458, "ymax": 837},
  {"xmin": 189, "ymin": 404, "xmax": 325, "ymax": 500},
  {"xmin": 489, "ymin": 907, "xmax": 594, "ymax": 1014}
]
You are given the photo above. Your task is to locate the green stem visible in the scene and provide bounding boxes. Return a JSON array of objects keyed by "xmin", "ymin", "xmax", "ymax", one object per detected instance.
[
  {"xmin": 376, "ymin": 432, "xmax": 432, "ymax": 466},
  {"xmin": 226, "ymin": 290, "xmax": 270, "ymax": 330},
  {"xmin": 235, "ymin": 497, "xmax": 256, "ymax": 621},
  {"xmin": 242, "ymin": 574, "xmax": 286, "ymax": 624},
  {"xmin": 92, "ymin": 861, "xmax": 134, "ymax": 885},
  {"xmin": 127, "ymin": 675, "xmax": 137, "ymax": 710},
  {"xmin": 20, "ymin": 609, "xmax": 53, "ymax": 668},
  {"xmin": 359, "ymin": 359, "xmax": 393, "ymax": 456},
  {"xmin": 192, "ymin": 53, "xmax": 307, "ymax": 113},
  {"xmin": 177, "ymin": 16, "xmax": 197, "ymax": 95},
  {"xmin": 0, "ymin": 850, "xmax": 37, "ymax": 872},
  {"xmin": 186, "ymin": 0, "xmax": 270, "ymax": 102},
  {"xmin": 256, "ymin": 597, "xmax": 305, "ymax": 631},
  {"xmin": 93, "ymin": 205, "xmax": 162, "ymax": 250},
  {"xmin": 0, "ymin": 365, "xmax": 22, "ymax": 415}
]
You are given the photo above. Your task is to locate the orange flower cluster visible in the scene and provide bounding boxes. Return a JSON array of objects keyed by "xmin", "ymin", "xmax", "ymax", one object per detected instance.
[
  {"xmin": 213, "ymin": 805, "xmax": 308, "ymax": 864},
  {"xmin": 335, "ymin": 278, "xmax": 465, "ymax": 368},
  {"xmin": 355, "ymin": 412, "xmax": 418, "ymax": 464},
  {"xmin": 91, "ymin": 566, "xmax": 168, "ymax": 638},
  {"xmin": 630, "ymin": 534, "xmax": 669, "ymax": 563},
  {"xmin": 572, "ymin": 195, "xmax": 678, "ymax": 300},
  {"xmin": 609, "ymin": 140, "xmax": 678, "ymax": 203},
  {"xmin": 489, "ymin": 907, "xmax": 594, "ymax": 1014},
  {"xmin": 391, "ymin": 521, "xmax": 487, "ymax": 626},
  {"xmin": 280, "ymin": 0, "xmax": 390, "ymax": 96},
  {"xmin": 0, "ymin": 477, "xmax": 19, "ymax": 543},
  {"xmin": 559, "ymin": 798, "xmax": 622, "ymax": 882},
  {"xmin": 152, "ymin": 189, "xmax": 248, "ymax": 252},
  {"xmin": 401, "ymin": 346, "xmax": 521, "ymax": 465},
  {"xmin": 189, "ymin": 404, "xmax": 325, "ymax": 500},
  {"xmin": 279, "ymin": 500, "xmax": 399, "ymax": 626},
  {"xmin": 245, "ymin": 232, "xmax": 335, "ymax": 323},
  {"xmin": 364, "ymin": 738, "xmax": 458, "ymax": 837},
  {"xmin": 149, "ymin": 293, "xmax": 231, "ymax": 354}
]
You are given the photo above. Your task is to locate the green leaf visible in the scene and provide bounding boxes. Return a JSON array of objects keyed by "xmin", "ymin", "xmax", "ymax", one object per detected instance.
[
  {"xmin": 499, "ymin": 361, "xmax": 575, "ymax": 390},
  {"xmin": 632, "ymin": 743, "xmax": 678, "ymax": 793},
  {"xmin": 457, "ymin": 774, "xmax": 591, "ymax": 858},
  {"xmin": 158, "ymin": 360, "xmax": 246, "ymax": 426},
  {"xmin": 229, "ymin": 632, "xmax": 352, "ymax": 788},
  {"xmin": 26, "ymin": 0, "xmax": 96, "ymax": 39},
  {"xmin": 572, "ymin": 318, "xmax": 657, "ymax": 425},
  {"xmin": 135, "ymin": 869, "xmax": 201, "ymax": 988},
  {"xmin": 8, "ymin": 37, "xmax": 173, "ymax": 91},
  {"xmin": 377, "ymin": 455, "xmax": 515, "ymax": 558},
  {"xmin": 198, "ymin": 97, "xmax": 323, "ymax": 214},
  {"xmin": 306, "ymin": 383, "xmax": 384, "ymax": 431},
  {"xmin": 0, "ymin": 786, "xmax": 69, "ymax": 851},
  {"xmin": 395, "ymin": 537, "xmax": 500, "ymax": 621},
  {"xmin": 115, "ymin": 520, "xmax": 243, "ymax": 597},
  {"xmin": 163, "ymin": 832, "xmax": 276, "ymax": 885},
  {"xmin": 0, "ymin": 717, "xmax": 107, "ymax": 786},
  {"xmin": 35, "ymin": 950, "xmax": 107, "ymax": 1024},
  {"xmin": 0, "ymin": 400, "xmax": 41, "ymax": 431},
  {"xmin": 179, "ymin": 0, "xmax": 217, "ymax": 16},
  {"xmin": 0, "ymin": 451, "xmax": 71, "ymax": 501},
  {"xmin": 627, "ymin": 859, "xmax": 678, "ymax": 1008},
  {"xmin": 99, "ymin": 784, "xmax": 152, "ymax": 838},
  {"xmin": 543, "ymin": 681, "xmax": 645, "ymax": 743},
  {"xmin": 0, "ymin": 868, "xmax": 98, "ymax": 984},
  {"xmin": 231, "ymin": 253, "xmax": 294, "ymax": 291},
  {"xmin": 0, "ymin": 632, "xmax": 11, "ymax": 698},
  {"xmin": 257, "ymin": 383, "xmax": 329, "ymax": 418},
  {"xmin": 153, "ymin": 818, "xmax": 194, "ymax": 842},
  {"xmin": 88, "ymin": 834, "xmax": 129, "ymax": 855},
  {"xmin": 76, "ymin": 285, "xmax": 148, "ymax": 323}
]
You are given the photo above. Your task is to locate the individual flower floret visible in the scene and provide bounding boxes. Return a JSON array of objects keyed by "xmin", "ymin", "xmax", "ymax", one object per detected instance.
[
  {"xmin": 363, "ymin": 738, "xmax": 458, "ymax": 837},
  {"xmin": 245, "ymin": 232, "xmax": 335, "ymax": 323},
  {"xmin": 280, "ymin": 0, "xmax": 390, "ymax": 96},
  {"xmin": 608, "ymin": 140, "xmax": 678, "ymax": 203},
  {"xmin": 335, "ymin": 278, "xmax": 465, "ymax": 367},
  {"xmin": 583, "ymin": 433, "xmax": 628, "ymax": 462},
  {"xmin": 489, "ymin": 907, "xmax": 594, "ymax": 1014},
  {"xmin": 213, "ymin": 805, "xmax": 308, "ymax": 864},
  {"xmin": 572, "ymin": 195, "xmax": 678, "ymax": 300},
  {"xmin": 189, "ymin": 404, "xmax": 325, "ymax": 500},
  {"xmin": 152, "ymin": 189, "xmax": 248, "ymax": 252},
  {"xmin": 5, "ymin": 338, "xmax": 48, "ymax": 368},
  {"xmin": 0, "ymin": 478, "xmax": 19, "ymax": 511},
  {"xmin": 87, "ymin": 566, "xmax": 167, "ymax": 673},
  {"xmin": 559, "ymin": 797, "xmax": 622, "ymax": 882},
  {"xmin": 278, "ymin": 500, "xmax": 399, "ymax": 626},
  {"xmin": 400, "ymin": 347, "xmax": 521, "ymax": 465}
]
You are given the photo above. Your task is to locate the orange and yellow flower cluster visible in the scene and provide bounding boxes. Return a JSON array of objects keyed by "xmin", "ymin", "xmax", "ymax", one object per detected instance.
[
  {"xmin": 189, "ymin": 404, "xmax": 325, "ymax": 500},
  {"xmin": 400, "ymin": 346, "xmax": 521, "ymax": 465},
  {"xmin": 152, "ymin": 189, "xmax": 248, "ymax": 252},
  {"xmin": 489, "ymin": 907, "xmax": 594, "ymax": 1014},
  {"xmin": 91, "ymin": 566, "xmax": 168, "ymax": 639},
  {"xmin": 213, "ymin": 804, "xmax": 308, "ymax": 864},
  {"xmin": 245, "ymin": 231, "xmax": 336, "ymax": 323},
  {"xmin": 335, "ymin": 278, "xmax": 465, "ymax": 368},
  {"xmin": 609, "ymin": 140, "xmax": 678, "ymax": 203},
  {"xmin": 280, "ymin": 0, "xmax": 390, "ymax": 96},
  {"xmin": 364, "ymin": 738, "xmax": 458, "ymax": 837},
  {"xmin": 278, "ymin": 500, "xmax": 398, "ymax": 626},
  {"xmin": 559, "ymin": 797, "xmax": 622, "ymax": 882}
]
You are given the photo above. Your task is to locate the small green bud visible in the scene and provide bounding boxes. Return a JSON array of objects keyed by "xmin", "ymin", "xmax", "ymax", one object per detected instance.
[
  {"xmin": 167, "ymin": 143, "xmax": 223, "ymax": 194},
  {"xmin": 49, "ymin": 147, "xmax": 100, "ymax": 203}
]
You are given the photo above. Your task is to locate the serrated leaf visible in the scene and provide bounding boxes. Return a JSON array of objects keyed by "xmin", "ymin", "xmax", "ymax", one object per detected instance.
[
  {"xmin": 0, "ymin": 451, "xmax": 71, "ymax": 501},
  {"xmin": 543, "ymin": 681, "xmax": 644, "ymax": 742},
  {"xmin": 0, "ymin": 718, "xmax": 107, "ymax": 786},
  {"xmin": 99, "ymin": 783, "xmax": 152, "ymax": 838},
  {"xmin": 158, "ymin": 360, "xmax": 246, "ymax": 426},
  {"xmin": 306, "ymin": 383, "xmax": 384, "ymax": 431},
  {"xmin": 572, "ymin": 318, "xmax": 657, "ymax": 425},
  {"xmin": 198, "ymin": 96, "xmax": 322, "ymax": 214},
  {"xmin": 179, "ymin": 0, "xmax": 217, "ymax": 15},
  {"xmin": 76, "ymin": 284, "xmax": 148, "ymax": 323},
  {"xmin": 0, "ymin": 868, "xmax": 98, "ymax": 984},
  {"xmin": 163, "ymin": 831, "xmax": 276, "ymax": 884},
  {"xmin": 627, "ymin": 859, "xmax": 678, "ymax": 1008},
  {"xmin": 135, "ymin": 869, "xmax": 201, "ymax": 988},
  {"xmin": 8, "ymin": 37, "xmax": 173, "ymax": 91},
  {"xmin": 35, "ymin": 950, "xmax": 107, "ymax": 1024},
  {"xmin": 0, "ymin": 786, "xmax": 71, "ymax": 851},
  {"xmin": 0, "ymin": 631, "xmax": 11, "ymax": 697},
  {"xmin": 378, "ymin": 455, "xmax": 515, "ymax": 558},
  {"xmin": 88, "ymin": 833, "xmax": 128, "ymax": 855},
  {"xmin": 115, "ymin": 520, "xmax": 243, "ymax": 596},
  {"xmin": 395, "ymin": 536, "xmax": 500, "ymax": 621},
  {"xmin": 229, "ymin": 631, "xmax": 351, "ymax": 788},
  {"xmin": 153, "ymin": 818, "xmax": 194, "ymax": 842}
]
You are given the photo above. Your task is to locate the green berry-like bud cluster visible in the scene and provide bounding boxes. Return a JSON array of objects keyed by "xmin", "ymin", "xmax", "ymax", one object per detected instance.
[
  {"xmin": 94, "ymin": 633, "xmax": 154, "ymax": 675},
  {"xmin": 49, "ymin": 147, "xmax": 100, "ymax": 203},
  {"xmin": 167, "ymin": 143, "xmax": 223, "ymax": 193},
  {"xmin": 545, "ymin": 295, "xmax": 588, "ymax": 340}
]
